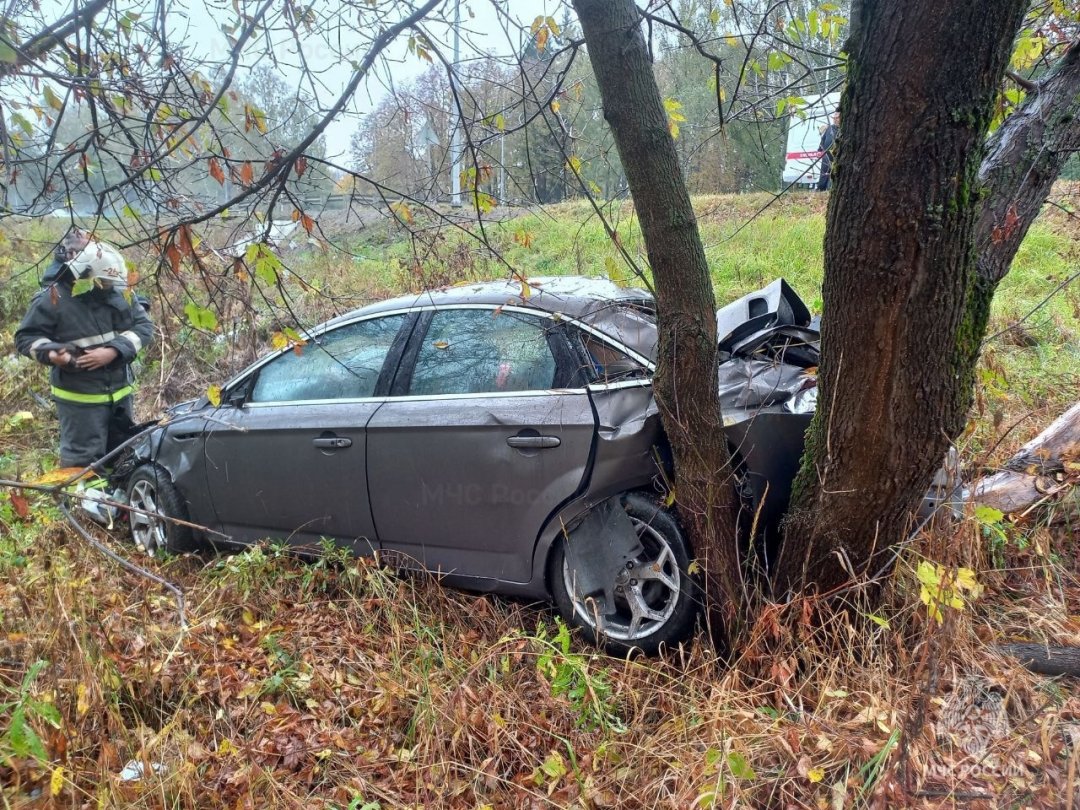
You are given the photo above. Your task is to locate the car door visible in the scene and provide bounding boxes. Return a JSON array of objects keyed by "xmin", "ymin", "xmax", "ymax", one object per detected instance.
[
  {"xmin": 202, "ymin": 312, "xmax": 412, "ymax": 554},
  {"xmin": 366, "ymin": 306, "xmax": 597, "ymax": 583}
]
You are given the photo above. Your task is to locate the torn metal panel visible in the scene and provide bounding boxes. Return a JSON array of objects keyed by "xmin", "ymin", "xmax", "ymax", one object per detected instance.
[
  {"xmin": 586, "ymin": 382, "xmax": 666, "ymax": 497},
  {"xmin": 716, "ymin": 278, "xmax": 812, "ymax": 354},
  {"xmin": 562, "ymin": 498, "xmax": 644, "ymax": 614},
  {"xmin": 717, "ymin": 358, "xmax": 816, "ymax": 412},
  {"xmin": 723, "ymin": 325, "xmax": 820, "ymax": 368}
]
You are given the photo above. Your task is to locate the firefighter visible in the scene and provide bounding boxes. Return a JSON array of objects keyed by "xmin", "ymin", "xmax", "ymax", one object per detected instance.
[{"xmin": 15, "ymin": 239, "xmax": 154, "ymax": 470}]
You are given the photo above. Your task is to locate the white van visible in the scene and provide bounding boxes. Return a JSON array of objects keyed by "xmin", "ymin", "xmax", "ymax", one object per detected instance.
[{"xmin": 782, "ymin": 92, "xmax": 841, "ymax": 188}]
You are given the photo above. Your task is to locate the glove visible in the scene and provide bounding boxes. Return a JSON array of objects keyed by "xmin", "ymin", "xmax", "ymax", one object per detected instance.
[{"xmin": 34, "ymin": 341, "xmax": 82, "ymax": 368}]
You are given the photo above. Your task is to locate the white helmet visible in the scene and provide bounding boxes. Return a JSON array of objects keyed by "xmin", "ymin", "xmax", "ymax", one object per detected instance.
[{"xmin": 69, "ymin": 241, "xmax": 128, "ymax": 290}]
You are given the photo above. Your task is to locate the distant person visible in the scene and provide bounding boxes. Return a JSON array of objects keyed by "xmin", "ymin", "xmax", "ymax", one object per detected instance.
[
  {"xmin": 15, "ymin": 239, "xmax": 153, "ymax": 471},
  {"xmin": 817, "ymin": 110, "xmax": 840, "ymax": 192}
]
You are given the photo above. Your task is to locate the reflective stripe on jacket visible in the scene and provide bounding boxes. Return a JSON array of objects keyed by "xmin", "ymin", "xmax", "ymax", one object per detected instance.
[{"xmin": 14, "ymin": 279, "xmax": 154, "ymax": 399}]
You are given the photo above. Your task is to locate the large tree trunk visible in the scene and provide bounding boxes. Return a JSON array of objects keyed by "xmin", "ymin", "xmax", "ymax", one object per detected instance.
[
  {"xmin": 572, "ymin": 0, "xmax": 743, "ymax": 647},
  {"xmin": 777, "ymin": 0, "xmax": 1030, "ymax": 595}
]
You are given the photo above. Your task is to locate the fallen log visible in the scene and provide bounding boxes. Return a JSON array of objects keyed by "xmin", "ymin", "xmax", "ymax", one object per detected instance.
[
  {"xmin": 998, "ymin": 643, "xmax": 1080, "ymax": 677},
  {"xmin": 971, "ymin": 400, "xmax": 1080, "ymax": 516}
]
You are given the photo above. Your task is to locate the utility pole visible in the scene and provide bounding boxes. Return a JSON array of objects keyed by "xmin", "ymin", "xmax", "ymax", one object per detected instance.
[
  {"xmin": 499, "ymin": 130, "xmax": 506, "ymax": 202},
  {"xmin": 450, "ymin": 0, "xmax": 463, "ymax": 207}
]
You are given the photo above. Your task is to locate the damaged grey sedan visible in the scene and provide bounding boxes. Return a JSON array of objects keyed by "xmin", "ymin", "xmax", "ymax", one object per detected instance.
[{"xmin": 116, "ymin": 277, "xmax": 823, "ymax": 654}]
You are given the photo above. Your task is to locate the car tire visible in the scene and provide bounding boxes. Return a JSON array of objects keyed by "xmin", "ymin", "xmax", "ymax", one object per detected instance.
[
  {"xmin": 125, "ymin": 463, "xmax": 195, "ymax": 555},
  {"xmin": 550, "ymin": 492, "xmax": 699, "ymax": 656}
]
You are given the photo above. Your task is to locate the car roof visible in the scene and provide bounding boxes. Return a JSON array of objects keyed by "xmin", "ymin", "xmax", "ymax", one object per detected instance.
[{"xmin": 332, "ymin": 275, "xmax": 655, "ymax": 324}]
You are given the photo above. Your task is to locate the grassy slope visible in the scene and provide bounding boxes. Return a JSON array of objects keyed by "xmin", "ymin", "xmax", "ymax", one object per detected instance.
[{"xmin": 1, "ymin": 193, "xmax": 1080, "ymax": 808}]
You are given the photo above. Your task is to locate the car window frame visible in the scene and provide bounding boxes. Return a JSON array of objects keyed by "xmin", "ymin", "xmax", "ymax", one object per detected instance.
[
  {"xmin": 566, "ymin": 323, "xmax": 652, "ymax": 384},
  {"xmin": 389, "ymin": 305, "xmax": 589, "ymax": 399},
  {"xmin": 223, "ymin": 310, "xmax": 420, "ymax": 407}
]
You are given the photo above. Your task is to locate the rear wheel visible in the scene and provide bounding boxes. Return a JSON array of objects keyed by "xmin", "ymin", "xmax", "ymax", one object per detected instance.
[
  {"xmin": 551, "ymin": 493, "xmax": 698, "ymax": 655},
  {"xmin": 126, "ymin": 464, "xmax": 194, "ymax": 555}
]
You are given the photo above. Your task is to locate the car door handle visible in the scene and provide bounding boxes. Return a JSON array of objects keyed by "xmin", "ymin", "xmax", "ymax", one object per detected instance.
[
  {"xmin": 506, "ymin": 435, "xmax": 560, "ymax": 449},
  {"xmin": 313, "ymin": 436, "xmax": 352, "ymax": 449}
]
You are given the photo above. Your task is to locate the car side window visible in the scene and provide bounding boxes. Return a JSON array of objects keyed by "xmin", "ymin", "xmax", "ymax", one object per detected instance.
[
  {"xmin": 249, "ymin": 314, "xmax": 406, "ymax": 402},
  {"xmin": 408, "ymin": 309, "xmax": 558, "ymax": 396},
  {"xmin": 576, "ymin": 329, "xmax": 648, "ymax": 383}
]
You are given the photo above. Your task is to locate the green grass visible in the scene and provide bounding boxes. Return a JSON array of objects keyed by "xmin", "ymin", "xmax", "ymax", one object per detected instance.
[{"xmin": 323, "ymin": 193, "xmax": 1080, "ymax": 352}]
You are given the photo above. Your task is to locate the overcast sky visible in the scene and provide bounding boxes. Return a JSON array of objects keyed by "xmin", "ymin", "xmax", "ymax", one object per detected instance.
[{"xmin": 172, "ymin": 0, "xmax": 566, "ymax": 159}]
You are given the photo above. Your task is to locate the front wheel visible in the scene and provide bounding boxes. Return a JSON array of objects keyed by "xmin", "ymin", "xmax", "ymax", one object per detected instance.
[
  {"xmin": 126, "ymin": 463, "xmax": 195, "ymax": 555},
  {"xmin": 550, "ymin": 493, "xmax": 699, "ymax": 656}
]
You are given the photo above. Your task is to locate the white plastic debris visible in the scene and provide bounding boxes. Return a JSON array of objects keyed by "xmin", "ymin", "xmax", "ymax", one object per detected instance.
[
  {"xmin": 118, "ymin": 760, "xmax": 164, "ymax": 781},
  {"xmin": 75, "ymin": 487, "xmax": 126, "ymax": 530}
]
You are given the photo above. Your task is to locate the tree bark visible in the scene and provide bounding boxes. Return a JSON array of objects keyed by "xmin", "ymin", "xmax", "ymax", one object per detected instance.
[
  {"xmin": 998, "ymin": 643, "xmax": 1080, "ymax": 678},
  {"xmin": 975, "ymin": 40, "xmax": 1080, "ymax": 287},
  {"xmin": 777, "ymin": 0, "xmax": 1030, "ymax": 596},
  {"xmin": 572, "ymin": 0, "xmax": 743, "ymax": 648},
  {"xmin": 972, "ymin": 400, "xmax": 1080, "ymax": 515}
]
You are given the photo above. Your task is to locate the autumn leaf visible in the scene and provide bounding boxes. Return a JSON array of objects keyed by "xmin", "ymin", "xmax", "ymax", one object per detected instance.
[
  {"xmin": 473, "ymin": 191, "xmax": 496, "ymax": 214},
  {"xmin": 245, "ymin": 103, "xmax": 268, "ymax": 134},
  {"xmin": 178, "ymin": 224, "xmax": 197, "ymax": 256},
  {"xmin": 990, "ymin": 204, "xmax": 1021, "ymax": 244},
  {"xmin": 516, "ymin": 274, "xmax": 532, "ymax": 299},
  {"xmin": 50, "ymin": 766, "xmax": 65, "ymax": 796},
  {"xmin": 76, "ymin": 683, "xmax": 90, "ymax": 716},
  {"xmin": 294, "ymin": 156, "xmax": 307, "ymax": 177},
  {"xmin": 240, "ymin": 162, "xmax": 254, "ymax": 185},
  {"xmin": 391, "ymin": 201, "xmax": 414, "ymax": 225},
  {"xmin": 301, "ymin": 214, "xmax": 315, "ymax": 235},
  {"xmin": 44, "ymin": 85, "xmax": 62, "ymax": 111},
  {"xmin": 164, "ymin": 244, "xmax": 181, "ymax": 273},
  {"xmin": 206, "ymin": 385, "xmax": 222, "ymax": 407},
  {"xmin": 535, "ymin": 750, "xmax": 566, "ymax": 784},
  {"xmin": 664, "ymin": 97, "xmax": 687, "ymax": 139},
  {"xmin": 9, "ymin": 490, "xmax": 30, "ymax": 520},
  {"xmin": 209, "ymin": 157, "xmax": 224, "ymax": 185},
  {"xmin": 33, "ymin": 467, "xmax": 94, "ymax": 486}
]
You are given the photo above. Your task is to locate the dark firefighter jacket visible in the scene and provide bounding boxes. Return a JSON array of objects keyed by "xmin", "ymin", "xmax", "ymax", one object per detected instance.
[{"xmin": 14, "ymin": 277, "xmax": 154, "ymax": 404}]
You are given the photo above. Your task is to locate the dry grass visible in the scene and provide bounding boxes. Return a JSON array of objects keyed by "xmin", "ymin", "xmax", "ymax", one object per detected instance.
[{"xmin": 0, "ymin": 496, "xmax": 1078, "ymax": 808}]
